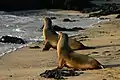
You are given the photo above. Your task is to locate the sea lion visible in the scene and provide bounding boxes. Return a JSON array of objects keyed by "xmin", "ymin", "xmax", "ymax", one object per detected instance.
[
  {"xmin": 42, "ymin": 17, "xmax": 93, "ymax": 51},
  {"xmin": 56, "ymin": 32, "xmax": 104, "ymax": 70},
  {"xmin": 42, "ymin": 17, "xmax": 58, "ymax": 51}
]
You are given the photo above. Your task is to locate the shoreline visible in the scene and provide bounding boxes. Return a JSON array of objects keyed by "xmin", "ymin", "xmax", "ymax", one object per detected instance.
[
  {"xmin": 0, "ymin": 18, "xmax": 113, "ymax": 58},
  {"xmin": 0, "ymin": 11, "xmax": 109, "ymax": 58}
]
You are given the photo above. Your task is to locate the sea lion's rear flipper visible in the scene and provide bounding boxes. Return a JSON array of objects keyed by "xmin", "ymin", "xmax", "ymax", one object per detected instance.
[{"xmin": 42, "ymin": 41, "xmax": 52, "ymax": 51}]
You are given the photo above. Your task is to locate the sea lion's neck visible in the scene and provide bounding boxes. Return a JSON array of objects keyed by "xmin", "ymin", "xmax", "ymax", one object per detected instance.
[
  {"xmin": 57, "ymin": 34, "xmax": 72, "ymax": 55},
  {"xmin": 43, "ymin": 22, "xmax": 52, "ymax": 30}
]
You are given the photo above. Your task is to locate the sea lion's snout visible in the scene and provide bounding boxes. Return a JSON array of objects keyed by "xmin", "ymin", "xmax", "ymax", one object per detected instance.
[
  {"xmin": 58, "ymin": 32, "xmax": 62, "ymax": 35},
  {"xmin": 58, "ymin": 32, "xmax": 66, "ymax": 39},
  {"xmin": 43, "ymin": 17, "xmax": 52, "ymax": 27}
]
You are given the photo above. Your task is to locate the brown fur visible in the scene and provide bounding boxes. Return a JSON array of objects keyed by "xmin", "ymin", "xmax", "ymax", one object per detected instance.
[
  {"xmin": 57, "ymin": 32, "xmax": 104, "ymax": 70},
  {"xmin": 42, "ymin": 17, "xmax": 91, "ymax": 51}
]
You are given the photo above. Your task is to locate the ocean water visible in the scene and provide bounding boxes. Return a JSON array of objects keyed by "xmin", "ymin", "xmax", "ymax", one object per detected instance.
[{"xmin": 0, "ymin": 10, "xmax": 107, "ymax": 57}]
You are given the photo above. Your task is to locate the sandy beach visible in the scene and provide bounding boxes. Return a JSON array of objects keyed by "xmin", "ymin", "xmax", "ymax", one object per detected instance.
[{"xmin": 0, "ymin": 12, "xmax": 120, "ymax": 80}]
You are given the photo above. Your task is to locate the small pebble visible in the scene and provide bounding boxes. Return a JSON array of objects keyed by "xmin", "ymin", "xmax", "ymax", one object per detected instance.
[
  {"xmin": 9, "ymin": 75, "xmax": 12, "ymax": 77},
  {"xmin": 102, "ymin": 79, "xmax": 107, "ymax": 80}
]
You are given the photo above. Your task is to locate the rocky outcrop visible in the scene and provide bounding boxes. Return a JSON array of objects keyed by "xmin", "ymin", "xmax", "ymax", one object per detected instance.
[
  {"xmin": 0, "ymin": 36, "xmax": 26, "ymax": 44},
  {"xmin": 41, "ymin": 25, "xmax": 84, "ymax": 31},
  {"xmin": 52, "ymin": 25, "xmax": 84, "ymax": 31},
  {"xmin": 116, "ymin": 14, "xmax": 120, "ymax": 18},
  {"xmin": 62, "ymin": 18, "xmax": 78, "ymax": 22},
  {"xmin": 88, "ymin": 4, "xmax": 120, "ymax": 17}
]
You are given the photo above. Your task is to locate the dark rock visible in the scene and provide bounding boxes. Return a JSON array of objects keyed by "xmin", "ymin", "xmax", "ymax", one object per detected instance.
[
  {"xmin": 116, "ymin": 14, "xmax": 120, "ymax": 18},
  {"xmin": 80, "ymin": 36, "xmax": 88, "ymax": 38},
  {"xmin": 52, "ymin": 25, "xmax": 67, "ymax": 31},
  {"xmin": 89, "ymin": 4, "xmax": 120, "ymax": 17},
  {"xmin": 103, "ymin": 79, "xmax": 107, "ymax": 80},
  {"xmin": 50, "ymin": 17, "xmax": 56, "ymax": 19},
  {"xmin": 53, "ymin": 25, "xmax": 84, "ymax": 31},
  {"xmin": 40, "ymin": 69, "xmax": 83, "ymax": 79},
  {"xmin": 41, "ymin": 25, "xmax": 84, "ymax": 31},
  {"xmin": 72, "ymin": 27, "xmax": 84, "ymax": 30},
  {"xmin": 63, "ymin": 18, "xmax": 76, "ymax": 22},
  {"xmin": 99, "ymin": 17, "xmax": 109, "ymax": 20},
  {"xmin": 9, "ymin": 75, "xmax": 13, "ymax": 77},
  {"xmin": 91, "ymin": 51, "xmax": 99, "ymax": 54},
  {"xmin": 63, "ymin": 18, "xmax": 72, "ymax": 22},
  {"xmin": 29, "ymin": 46, "xmax": 40, "ymax": 49},
  {"xmin": 98, "ymin": 26, "xmax": 101, "ymax": 27},
  {"xmin": 0, "ymin": 35, "xmax": 26, "ymax": 44},
  {"xmin": 89, "ymin": 13, "xmax": 101, "ymax": 17},
  {"xmin": 110, "ymin": 35, "xmax": 114, "ymax": 36}
]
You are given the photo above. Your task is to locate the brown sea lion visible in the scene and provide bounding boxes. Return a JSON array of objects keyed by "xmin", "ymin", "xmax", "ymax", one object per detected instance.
[
  {"xmin": 42, "ymin": 17, "xmax": 94, "ymax": 51},
  {"xmin": 56, "ymin": 32, "xmax": 104, "ymax": 70}
]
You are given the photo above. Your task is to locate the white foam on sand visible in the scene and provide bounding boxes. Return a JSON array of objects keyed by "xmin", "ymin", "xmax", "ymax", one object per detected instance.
[
  {"xmin": 12, "ymin": 28, "xmax": 25, "ymax": 32},
  {"xmin": 0, "ymin": 43, "xmax": 29, "ymax": 57}
]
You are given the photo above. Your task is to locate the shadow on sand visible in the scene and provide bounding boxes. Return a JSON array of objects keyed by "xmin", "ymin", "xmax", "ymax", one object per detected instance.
[
  {"xmin": 103, "ymin": 64, "xmax": 120, "ymax": 68},
  {"xmin": 79, "ymin": 44, "xmax": 120, "ymax": 50},
  {"xmin": 94, "ymin": 44, "xmax": 120, "ymax": 49}
]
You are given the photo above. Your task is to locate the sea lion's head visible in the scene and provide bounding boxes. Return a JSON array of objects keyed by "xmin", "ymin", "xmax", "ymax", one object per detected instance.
[
  {"xmin": 43, "ymin": 17, "xmax": 52, "ymax": 29},
  {"xmin": 59, "ymin": 32, "xmax": 68, "ymax": 40},
  {"xmin": 58, "ymin": 32, "xmax": 72, "ymax": 52}
]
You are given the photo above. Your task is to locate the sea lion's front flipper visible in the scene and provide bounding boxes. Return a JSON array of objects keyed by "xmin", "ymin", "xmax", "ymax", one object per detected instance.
[
  {"xmin": 58, "ymin": 57, "xmax": 66, "ymax": 69},
  {"xmin": 42, "ymin": 41, "xmax": 52, "ymax": 51}
]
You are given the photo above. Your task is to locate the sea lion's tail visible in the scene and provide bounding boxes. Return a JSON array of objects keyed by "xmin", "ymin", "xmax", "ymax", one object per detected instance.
[
  {"xmin": 100, "ymin": 65, "xmax": 104, "ymax": 69},
  {"xmin": 96, "ymin": 65, "xmax": 104, "ymax": 69},
  {"xmin": 97, "ymin": 62, "xmax": 104, "ymax": 69}
]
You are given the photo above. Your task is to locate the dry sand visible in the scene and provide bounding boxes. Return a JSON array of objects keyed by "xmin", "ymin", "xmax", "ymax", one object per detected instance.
[{"xmin": 0, "ymin": 14, "xmax": 120, "ymax": 80}]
